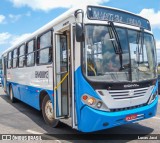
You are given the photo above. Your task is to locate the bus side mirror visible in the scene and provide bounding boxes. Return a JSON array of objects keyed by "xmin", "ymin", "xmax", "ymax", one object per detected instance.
[{"xmin": 76, "ymin": 23, "xmax": 84, "ymax": 42}]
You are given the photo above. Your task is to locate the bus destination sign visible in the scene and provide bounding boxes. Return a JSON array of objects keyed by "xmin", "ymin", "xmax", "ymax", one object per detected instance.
[{"xmin": 87, "ymin": 6, "xmax": 151, "ymax": 30}]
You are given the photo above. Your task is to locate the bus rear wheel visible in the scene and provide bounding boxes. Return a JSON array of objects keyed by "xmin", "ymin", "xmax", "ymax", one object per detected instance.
[
  {"xmin": 9, "ymin": 86, "xmax": 16, "ymax": 103},
  {"xmin": 42, "ymin": 95, "xmax": 59, "ymax": 127}
]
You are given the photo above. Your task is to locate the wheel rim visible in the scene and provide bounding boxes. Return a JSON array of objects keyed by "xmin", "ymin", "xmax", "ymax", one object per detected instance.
[{"xmin": 45, "ymin": 100, "xmax": 54, "ymax": 121}]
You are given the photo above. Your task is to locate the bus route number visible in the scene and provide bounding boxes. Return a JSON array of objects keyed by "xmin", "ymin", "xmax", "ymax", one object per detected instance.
[{"xmin": 35, "ymin": 71, "xmax": 49, "ymax": 79}]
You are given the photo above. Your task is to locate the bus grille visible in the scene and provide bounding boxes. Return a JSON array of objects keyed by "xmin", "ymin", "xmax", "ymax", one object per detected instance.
[
  {"xmin": 96, "ymin": 86, "xmax": 153, "ymax": 110},
  {"xmin": 110, "ymin": 103, "xmax": 147, "ymax": 112},
  {"xmin": 109, "ymin": 87, "xmax": 149, "ymax": 100}
]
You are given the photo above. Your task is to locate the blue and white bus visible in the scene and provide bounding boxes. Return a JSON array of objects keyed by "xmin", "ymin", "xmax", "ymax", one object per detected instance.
[{"xmin": 1, "ymin": 5, "xmax": 158, "ymax": 132}]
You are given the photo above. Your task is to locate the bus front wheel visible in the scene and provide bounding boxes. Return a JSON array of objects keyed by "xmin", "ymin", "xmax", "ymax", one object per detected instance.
[{"xmin": 42, "ymin": 95, "xmax": 59, "ymax": 128}]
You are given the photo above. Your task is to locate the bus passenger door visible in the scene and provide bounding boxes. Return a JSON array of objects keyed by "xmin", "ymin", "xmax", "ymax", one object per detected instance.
[{"xmin": 54, "ymin": 32, "xmax": 70, "ymax": 118}]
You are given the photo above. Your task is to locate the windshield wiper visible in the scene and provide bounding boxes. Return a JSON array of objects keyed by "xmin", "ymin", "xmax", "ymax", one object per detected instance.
[
  {"xmin": 140, "ymin": 28, "xmax": 145, "ymax": 62},
  {"xmin": 108, "ymin": 21, "xmax": 123, "ymax": 70},
  {"xmin": 136, "ymin": 28, "xmax": 144, "ymax": 65}
]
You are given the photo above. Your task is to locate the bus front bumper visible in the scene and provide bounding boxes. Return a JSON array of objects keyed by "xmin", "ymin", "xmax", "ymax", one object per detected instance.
[{"xmin": 78, "ymin": 96, "xmax": 158, "ymax": 132}]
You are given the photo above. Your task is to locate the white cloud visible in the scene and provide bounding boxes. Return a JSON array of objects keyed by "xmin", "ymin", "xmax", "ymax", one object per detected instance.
[
  {"xmin": 9, "ymin": 12, "xmax": 31, "ymax": 23},
  {"xmin": 10, "ymin": 0, "xmax": 109, "ymax": 11},
  {"xmin": 0, "ymin": 15, "xmax": 5, "ymax": 24},
  {"xmin": 139, "ymin": 9, "xmax": 160, "ymax": 29},
  {"xmin": 156, "ymin": 40, "xmax": 160, "ymax": 49},
  {"xmin": 10, "ymin": 33, "xmax": 31, "ymax": 46},
  {"xmin": 0, "ymin": 32, "xmax": 31, "ymax": 55},
  {"xmin": 0, "ymin": 32, "xmax": 11, "ymax": 45},
  {"xmin": 0, "ymin": 32, "xmax": 31, "ymax": 47}
]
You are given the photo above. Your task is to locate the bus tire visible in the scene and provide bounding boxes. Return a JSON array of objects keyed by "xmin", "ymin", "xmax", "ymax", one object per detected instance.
[
  {"xmin": 42, "ymin": 95, "xmax": 59, "ymax": 128},
  {"xmin": 9, "ymin": 86, "xmax": 16, "ymax": 103}
]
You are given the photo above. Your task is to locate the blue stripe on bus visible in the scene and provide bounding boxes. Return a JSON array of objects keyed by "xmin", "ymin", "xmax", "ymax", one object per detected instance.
[{"xmin": 6, "ymin": 81, "xmax": 54, "ymax": 110}]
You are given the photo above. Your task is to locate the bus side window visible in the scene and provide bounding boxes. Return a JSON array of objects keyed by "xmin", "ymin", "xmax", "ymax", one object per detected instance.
[
  {"xmin": 37, "ymin": 30, "xmax": 52, "ymax": 65},
  {"xmin": 26, "ymin": 40, "xmax": 35, "ymax": 67},
  {"xmin": 18, "ymin": 44, "xmax": 25, "ymax": 68},
  {"xmin": 7, "ymin": 51, "xmax": 12, "ymax": 69},
  {"xmin": 13, "ymin": 48, "xmax": 18, "ymax": 68}
]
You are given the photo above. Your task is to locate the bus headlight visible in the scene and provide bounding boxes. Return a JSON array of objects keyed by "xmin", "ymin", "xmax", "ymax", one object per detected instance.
[
  {"xmin": 82, "ymin": 94, "xmax": 110, "ymax": 111},
  {"xmin": 87, "ymin": 98, "xmax": 96, "ymax": 105}
]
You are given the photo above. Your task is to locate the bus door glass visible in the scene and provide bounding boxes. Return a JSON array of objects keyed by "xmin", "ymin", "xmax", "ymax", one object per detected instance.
[{"xmin": 54, "ymin": 33, "xmax": 70, "ymax": 118}]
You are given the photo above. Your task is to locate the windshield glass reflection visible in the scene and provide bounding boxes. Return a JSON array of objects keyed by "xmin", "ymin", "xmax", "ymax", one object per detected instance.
[{"xmin": 83, "ymin": 25, "xmax": 156, "ymax": 82}]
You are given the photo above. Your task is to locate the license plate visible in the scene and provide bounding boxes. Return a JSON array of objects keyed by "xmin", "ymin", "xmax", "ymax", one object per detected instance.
[{"xmin": 125, "ymin": 114, "xmax": 137, "ymax": 121}]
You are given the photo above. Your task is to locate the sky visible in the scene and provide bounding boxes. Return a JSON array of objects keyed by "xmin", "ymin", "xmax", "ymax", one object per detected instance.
[{"xmin": 0, "ymin": 0, "xmax": 160, "ymax": 57}]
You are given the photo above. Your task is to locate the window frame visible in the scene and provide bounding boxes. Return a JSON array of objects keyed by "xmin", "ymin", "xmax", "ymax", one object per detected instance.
[
  {"xmin": 18, "ymin": 44, "xmax": 26, "ymax": 68},
  {"xmin": 12, "ymin": 48, "xmax": 18, "ymax": 69},
  {"xmin": 36, "ymin": 30, "xmax": 53, "ymax": 66},
  {"xmin": 7, "ymin": 51, "xmax": 13, "ymax": 69},
  {"xmin": 26, "ymin": 39, "xmax": 36, "ymax": 67}
]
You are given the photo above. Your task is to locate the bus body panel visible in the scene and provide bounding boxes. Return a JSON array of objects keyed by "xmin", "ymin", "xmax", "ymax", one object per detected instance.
[
  {"xmin": 6, "ymin": 65, "xmax": 53, "ymax": 91},
  {"xmin": 11, "ymin": 82, "xmax": 20, "ymax": 99},
  {"xmin": 74, "ymin": 67, "xmax": 158, "ymax": 132},
  {"xmin": 6, "ymin": 80, "xmax": 54, "ymax": 110},
  {"xmin": 79, "ymin": 96, "xmax": 158, "ymax": 132},
  {"xmin": 5, "ymin": 64, "xmax": 53, "ymax": 110}
]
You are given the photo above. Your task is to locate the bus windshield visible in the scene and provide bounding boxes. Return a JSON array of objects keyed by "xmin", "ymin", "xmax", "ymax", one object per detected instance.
[{"xmin": 83, "ymin": 25, "xmax": 157, "ymax": 82}]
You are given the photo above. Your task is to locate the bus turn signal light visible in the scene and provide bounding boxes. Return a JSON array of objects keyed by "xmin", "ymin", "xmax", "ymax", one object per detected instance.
[
  {"xmin": 82, "ymin": 95, "xmax": 88, "ymax": 100},
  {"xmin": 82, "ymin": 94, "xmax": 110, "ymax": 111},
  {"xmin": 82, "ymin": 95, "xmax": 96, "ymax": 105}
]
